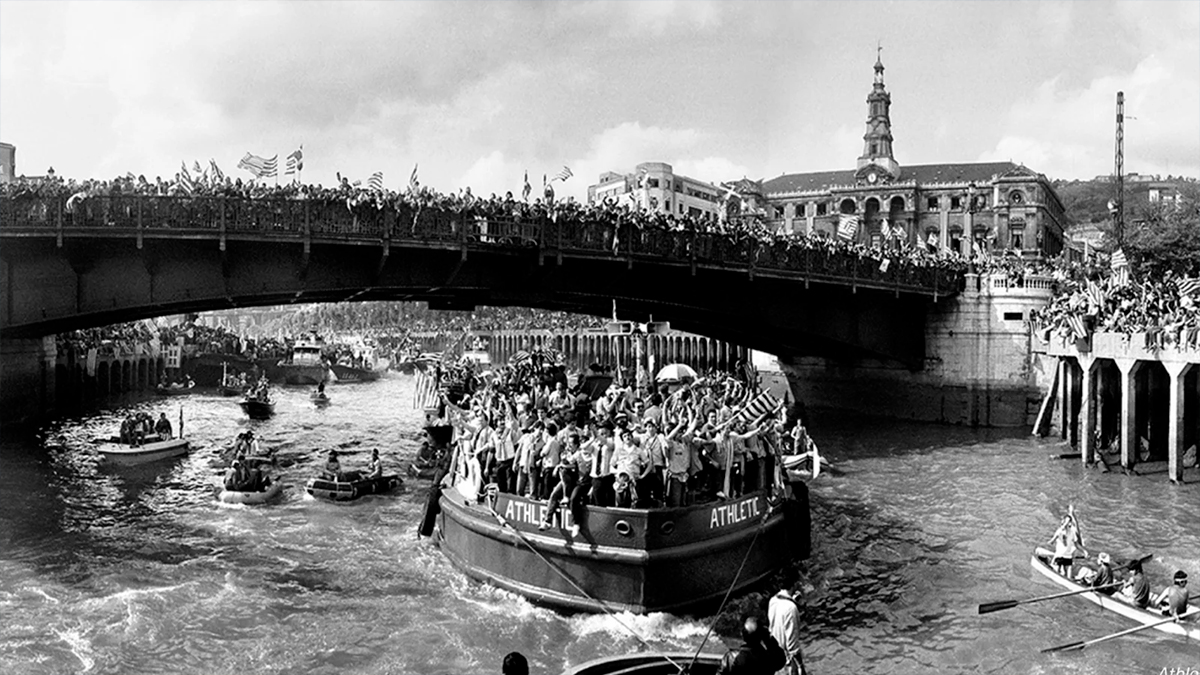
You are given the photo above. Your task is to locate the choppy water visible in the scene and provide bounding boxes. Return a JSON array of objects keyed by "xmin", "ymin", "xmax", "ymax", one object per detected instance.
[{"xmin": 1, "ymin": 375, "xmax": 1197, "ymax": 674}]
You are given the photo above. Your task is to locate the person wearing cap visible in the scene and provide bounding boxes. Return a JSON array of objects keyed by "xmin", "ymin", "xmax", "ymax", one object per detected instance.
[
  {"xmin": 1091, "ymin": 553, "xmax": 1117, "ymax": 594},
  {"xmin": 1153, "ymin": 571, "xmax": 1190, "ymax": 619},
  {"xmin": 768, "ymin": 588, "xmax": 808, "ymax": 675},
  {"xmin": 1118, "ymin": 558, "xmax": 1151, "ymax": 609}
]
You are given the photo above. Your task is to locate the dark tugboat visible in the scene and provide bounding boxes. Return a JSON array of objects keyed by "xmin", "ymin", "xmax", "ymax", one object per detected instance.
[{"xmin": 426, "ymin": 479, "xmax": 810, "ymax": 614}]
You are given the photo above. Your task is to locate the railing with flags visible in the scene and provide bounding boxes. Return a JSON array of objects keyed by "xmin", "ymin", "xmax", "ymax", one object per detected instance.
[{"xmin": 0, "ymin": 194, "xmax": 962, "ymax": 297}]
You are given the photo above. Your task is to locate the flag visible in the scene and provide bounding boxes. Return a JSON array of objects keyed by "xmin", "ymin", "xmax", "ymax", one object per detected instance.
[
  {"xmin": 837, "ymin": 214, "xmax": 859, "ymax": 241},
  {"xmin": 193, "ymin": 160, "xmax": 204, "ymax": 179},
  {"xmin": 1084, "ymin": 280, "xmax": 1107, "ymax": 312},
  {"xmin": 551, "ymin": 165, "xmax": 573, "ymax": 183},
  {"xmin": 176, "ymin": 161, "xmax": 195, "ymax": 195},
  {"xmin": 927, "ymin": 232, "xmax": 939, "ymax": 247},
  {"xmin": 209, "ymin": 159, "xmax": 225, "ymax": 184},
  {"xmin": 880, "ymin": 219, "xmax": 891, "ymax": 239},
  {"xmin": 879, "ymin": 258, "xmax": 890, "ymax": 273},
  {"xmin": 1177, "ymin": 278, "xmax": 1200, "ymax": 298},
  {"xmin": 260, "ymin": 155, "xmax": 278, "ymax": 178},
  {"xmin": 1110, "ymin": 248, "xmax": 1128, "ymax": 270},
  {"xmin": 412, "ymin": 368, "xmax": 441, "ymax": 410},
  {"xmin": 1065, "ymin": 314, "xmax": 1088, "ymax": 340},
  {"xmin": 367, "ymin": 171, "xmax": 384, "ymax": 192},
  {"xmin": 732, "ymin": 391, "xmax": 782, "ymax": 425},
  {"xmin": 408, "ymin": 163, "xmax": 419, "ymax": 191},
  {"xmin": 237, "ymin": 152, "xmax": 273, "ymax": 178},
  {"xmin": 522, "ymin": 171, "xmax": 531, "ymax": 201},
  {"xmin": 285, "ymin": 146, "xmax": 304, "ymax": 175}
]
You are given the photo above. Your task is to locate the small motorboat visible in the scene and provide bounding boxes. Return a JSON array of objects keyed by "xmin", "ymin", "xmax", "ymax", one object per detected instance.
[
  {"xmin": 98, "ymin": 437, "xmax": 190, "ymax": 466},
  {"xmin": 216, "ymin": 479, "xmax": 285, "ymax": 505},
  {"xmin": 1031, "ymin": 547, "xmax": 1200, "ymax": 643},
  {"xmin": 562, "ymin": 653, "xmax": 722, "ymax": 675},
  {"xmin": 310, "ymin": 391, "xmax": 331, "ymax": 405},
  {"xmin": 305, "ymin": 473, "xmax": 403, "ymax": 502},
  {"xmin": 240, "ymin": 396, "xmax": 275, "ymax": 419}
]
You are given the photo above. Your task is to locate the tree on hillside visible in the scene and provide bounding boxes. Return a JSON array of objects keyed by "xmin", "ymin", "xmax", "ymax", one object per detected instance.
[{"xmin": 1115, "ymin": 195, "xmax": 1200, "ymax": 278}]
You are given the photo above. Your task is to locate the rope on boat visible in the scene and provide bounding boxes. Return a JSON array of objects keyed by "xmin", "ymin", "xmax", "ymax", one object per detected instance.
[
  {"xmin": 484, "ymin": 495, "xmax": 685, "ymax": 673},
  {"xmin": 686, "ymin": 504, "xmax": 772, "ymax": 674}
]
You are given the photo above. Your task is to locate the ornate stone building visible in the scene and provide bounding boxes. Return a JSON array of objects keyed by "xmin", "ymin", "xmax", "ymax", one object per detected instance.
[{"xmin": 754, "ymin": 56, "xmax": 1068, "ymax": 257}]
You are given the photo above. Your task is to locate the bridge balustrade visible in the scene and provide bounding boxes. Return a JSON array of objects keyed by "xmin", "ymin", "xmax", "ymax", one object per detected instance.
[{"xmin": 2, "ymin": 194, "xmax": 963, "ymax": 295}]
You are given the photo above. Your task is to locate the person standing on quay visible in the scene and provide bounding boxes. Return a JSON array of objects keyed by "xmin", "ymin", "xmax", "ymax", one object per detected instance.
[{"xmin": 768, "ymin": 588, "xmax": 808, "ymax": 675}]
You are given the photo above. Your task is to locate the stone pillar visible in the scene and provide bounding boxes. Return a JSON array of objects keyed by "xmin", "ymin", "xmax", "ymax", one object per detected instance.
[
  {"xmin": 1079, "ymin": 355, "xmax": 1097, "ymax": 465},
  {"xmin": 1165, "ymin": 361, "xmax": 1191, "ymax": 484},
  {"xmin": 1058, "ymin": 357, "xmax": 1070, "ymax": 440},
  {"xmin": 0, "ymin": 336, "xmax": 57, "ymax": 426},
  {"xmin": 1115, "ymin": 358, "xmax": 1141, "ymax": 471}
]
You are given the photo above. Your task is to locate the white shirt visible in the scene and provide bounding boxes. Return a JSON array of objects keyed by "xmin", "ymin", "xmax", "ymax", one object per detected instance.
[{"xmin": 768, "ymin": 591, "xmax": 803, "ymax": 660}]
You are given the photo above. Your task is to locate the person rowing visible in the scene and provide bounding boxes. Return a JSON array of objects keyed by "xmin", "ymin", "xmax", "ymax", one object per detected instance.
[
  {"xmin": 1074, "ymin": 552, "xmax": 1118, "ymax": 595},
  {"xmin": 1153, "ymin": 570, "xmax": 1191, "ymax": 619},
  {"xmin": 1118, "ymin": 558, "xmax": 1151, "ymax": 609}
]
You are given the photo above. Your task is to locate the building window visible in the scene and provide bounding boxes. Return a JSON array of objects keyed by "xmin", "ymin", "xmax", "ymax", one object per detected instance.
[
  {"xmin": 927, "ymin": 197, "xmax": 939, "ymax": 211},
  {"xmin": 839, "ymin": 198, "xmax": 857, "ymax": 214},
  {"xmin": 774, "ymin": 206, "xmax": 785, "ymax": 219},
  {"xmin": 1008, "ymin": 190, "xmax": 1024, "ymax": 204},
  {"xmin": 950, "ymin": 196, "xmax": 962, "ymax": 210},
  {"xmin": 1010, "ymin": 229, "xmax": 1024, "ymax": 250},
  {"xmin": 816, "ymin": 202, "xmax": 827, "ymax": 216},
  {"xmin": 678, "ymin": 203, "xmax": 684, "ymax": 214},
  {"xmin": 647, "ymin": 178, "xmax": 660, "ymax": 189},
  {"xmin": 870, "ymin": 143, "xmax": 878, "ymax": 155}
]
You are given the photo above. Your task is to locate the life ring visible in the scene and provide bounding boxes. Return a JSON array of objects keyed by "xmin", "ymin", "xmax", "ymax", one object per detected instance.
[
  {"xmin": 614, "ymin": 520, "xmax": 633, "ymax": 537},
  {"xmin": 659, "ymin": 521, "xmax": 676, "ymax": 536}
]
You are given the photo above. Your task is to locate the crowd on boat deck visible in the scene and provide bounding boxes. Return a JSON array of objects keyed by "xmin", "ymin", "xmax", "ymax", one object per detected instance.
[
  {"xmin": 118, "ymin": 412, "xmax": 173, "ymax": 446},
  {"xmin": 1049, "ymin": 507, "xmax": 1192, "ymax": 619},
  {"xmin": 426, "ymin": 354, "xmax": 817, "ymax": 527}
]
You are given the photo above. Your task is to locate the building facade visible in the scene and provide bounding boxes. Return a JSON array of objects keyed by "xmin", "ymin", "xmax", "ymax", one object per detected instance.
[
  {"xmin": 587, "ymin": 161, "xmax": 726, "ymax": 221},
  {"xmin": 756, "ymin": 56, "xmax": 1068, "ymax": 258},
  {"xmin": 0, "ymin": 142, "xmax": 15, "ymax": 184}
]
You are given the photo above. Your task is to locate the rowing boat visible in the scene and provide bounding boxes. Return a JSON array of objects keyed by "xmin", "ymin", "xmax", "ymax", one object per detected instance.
[
  {"xmin": 561, "ymin": 653, "xmax": 722, "ymax": 675},
  {"xmin": 1031, "ymin": 547, "xmax": 1199, "ymax": 642}
]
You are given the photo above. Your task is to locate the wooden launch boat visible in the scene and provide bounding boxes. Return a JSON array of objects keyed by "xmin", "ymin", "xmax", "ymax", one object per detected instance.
[
  {"xmin": 430, "ymin": 481, "xmax": 810, "ymax": 614},
  {"xmin": 278, "ymin": 338, "xmax": 331, "ymax": 385},
  {"xmin": 155, "ymin": 382, "xmax": 195, "ymax": 396},
  {"xmin": 98, "ymin": 437, "xmax": 190, "ymax": 466},
  {"xmin": 562, "ymin": 653, "xmax": 723, "ymax": 675},
  {"xmin": 1031, "ymin": 547, "xmax": 1200, "ymax": 642},
  {"xmin": 305, "ymin": 474, "xmax": 403, "ymax": 501}
]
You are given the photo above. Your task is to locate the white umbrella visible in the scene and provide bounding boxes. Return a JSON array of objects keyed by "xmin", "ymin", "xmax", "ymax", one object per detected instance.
[{"xmin": 655, "ymin": 363, "xmax": 698, "ymax": 382}]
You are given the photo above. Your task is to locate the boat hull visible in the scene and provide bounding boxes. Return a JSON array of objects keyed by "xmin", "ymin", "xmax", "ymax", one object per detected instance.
[
  {"xmin": 217, "ymin": 480, "xmax": 284, "ymax": 504},
  {"xmin": 239, "ymin": 400, "xmax": 276, "ymax": 419},
  {"xmin": 436, "ymin": 484, "xmax": 809, "ymax": 614},
  {"xmin": 98, "ymin": 438, "xmax": 190, "ymax": 466},
  {"xmin": 562, "ymin": 653, "xmax": 722, "ymax": 675},
  {"xmin": 306, "ymin": 474, "xmax": 403, "ymax": 501},
  {"xmin": 1031, "ymin": 547, "xmax": 1200, "ymax": 641},
  {"xmin": 279, "ymin": 364, "xmax": 327, "ymax": 385},
  {"xmin": 329, "ymin": 365, "xmax": 383, "ymax": 383}
]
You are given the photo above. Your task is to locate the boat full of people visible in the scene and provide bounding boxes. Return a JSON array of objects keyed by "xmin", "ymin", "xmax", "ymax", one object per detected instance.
[
  {"xmin": 155, "ymin": 376, "xmax": 195, "ymax": 396},
  {"xmin": 305, "ymin": 449, "xmax": 402, "ymax": 501},
  {"xmin": 328, "ymin": 340, "xmax": 386, "ymax": 383},
  {"xmin": 239, "ymin": 377, "xmax": 276, "ymax": 419},
  {"xmin": 277, "ymin": 334, "xmax": 333, "ymax": 385},
  {"xmin": 97, "ymin": 411, "xmax": 189, "ymax": 465}
]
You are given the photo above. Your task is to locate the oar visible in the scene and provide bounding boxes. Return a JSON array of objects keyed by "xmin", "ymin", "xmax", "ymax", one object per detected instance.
[
  {"xmin": 978, "ymin": 554, "xmax": 1153, "ymax": 614},
  {"xmin": 979, "ymin": 582, "xmax": 1122, "ymax": 614},
  {"xmin": 1041, "ymin": 608, "xmax": 1200, "ymax": 653}
]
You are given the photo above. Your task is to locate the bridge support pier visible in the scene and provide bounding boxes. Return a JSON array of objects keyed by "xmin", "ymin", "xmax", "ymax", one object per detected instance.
[{"xmin": 1, "ymin": 336, "xmax": 57, "ymax": 428}]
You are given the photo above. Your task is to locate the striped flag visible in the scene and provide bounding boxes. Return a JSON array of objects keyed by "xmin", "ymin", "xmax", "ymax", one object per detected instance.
[
  {"xmin": 284, "ymin": 146, "xmax": 303, "ymax": 175},
  {"xmin": 731, "ymin": 391, "xmax": 782, "ymax": 425},
  {"xmin": 1065, "ymin": 314, "xmax": 1088, "ymax": 340},
  {"xmin": 879, "ymin": 219, "xmax": 891, "ymax": 239},
  {"xmin": 1110, "ymin": 248, "xmax": 1128, "ymax": 270},
  {"xmin": 408, "ymin": 163, "xmax": 419, "ymax": 191},
  {"xmin": 237, "ymin": 152, "xmax": 273, "ymax": 178},
  {"xmin": 260, "ymin": 155, "xmax": 278, "ymax": 178},
  {"xmin": 522, "ymin": 171, "xmax": 531, "ymax": 201},
  {"xmin": 1177, "ymin": 278, "xmax": 1200, "ymax": 298},
  {"xmin": 837, "ymin": 214, "xmax": 860, "ymax": 241},
  {"xmin": 551, "ymin": 166, "xmax": 573, "ymax": 183},
  {"xmin": 209, "ymin": 159, "xmax": 225, "ymax": 184},
  {"xmin": 176, "ymin": 161, "xmax": 195, "ymax": 195},
  {"xmin": 412, "ymin": 368, "xmax": 441, "ymax": 410},
  {"xmin": 1084, "ymin": 280, "xmax": 1107, "ymax": 312},
  {"xmin": 367, "ymin": 171, "xmax": 384, "ymax": 192}
]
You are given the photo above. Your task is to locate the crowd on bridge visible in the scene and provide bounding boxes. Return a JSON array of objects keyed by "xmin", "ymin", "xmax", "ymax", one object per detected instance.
[{"xmin": 1032, "ymin": 252, "xmax": 1200, "ymax": 351}]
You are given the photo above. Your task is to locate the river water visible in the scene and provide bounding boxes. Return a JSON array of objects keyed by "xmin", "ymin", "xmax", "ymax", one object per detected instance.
[{"xmin": 1, "ymin": 374, "xmax": 1196, "ymax": 674}]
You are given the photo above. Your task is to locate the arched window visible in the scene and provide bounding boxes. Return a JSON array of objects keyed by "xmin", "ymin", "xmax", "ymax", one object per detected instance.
[{"xmin": 839, "ymin": 198, "xmax": 857, "ymax": 215}]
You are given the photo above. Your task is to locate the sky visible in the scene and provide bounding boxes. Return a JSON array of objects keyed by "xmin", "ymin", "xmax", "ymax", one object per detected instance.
[{"xmin": 1, "ymin": 1, "xmax": 1197, "ymax": 202}]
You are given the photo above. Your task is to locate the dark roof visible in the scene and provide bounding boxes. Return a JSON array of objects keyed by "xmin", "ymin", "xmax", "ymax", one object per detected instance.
[{"xmin": 762, "ymin": 161, "xmax": 1037, "ymax": 195}]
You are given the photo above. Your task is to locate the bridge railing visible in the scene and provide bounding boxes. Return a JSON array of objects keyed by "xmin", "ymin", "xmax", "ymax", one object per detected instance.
[{"xmin": 2, "ymin": 194, "xmax": 962, "ymax": 294}]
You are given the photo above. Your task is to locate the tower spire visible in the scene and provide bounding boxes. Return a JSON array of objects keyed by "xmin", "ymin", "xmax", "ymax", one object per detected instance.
[{"xmin": 857, "ymin": 49, "xmax": 899, "ymax": 179}]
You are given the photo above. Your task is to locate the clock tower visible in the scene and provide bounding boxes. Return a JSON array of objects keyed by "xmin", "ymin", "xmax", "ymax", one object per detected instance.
[{"xmin": 856, "ymin": 49, "xmax": 900, "ymax": 182}]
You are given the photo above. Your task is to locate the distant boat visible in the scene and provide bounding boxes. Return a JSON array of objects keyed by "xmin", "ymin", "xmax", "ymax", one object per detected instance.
[
  {"xmin": 216, "ymin": 480, "xmax": 285, "ymax": 505},
  {"xmin": 239, "ymin": 396, "xmax": 275, "ymax": 419},
  {"xmin": 278, "ymin": 337, "xmax": 331, "ymax": 385},
  {"xmin": 305, "ymin": 474, "xmax": 403, "ymax": 501},
  {"xmin": 97, "ymin": 436, "xmax": 190, "ymax": 466},
  {"xmin": 561, "ymin": 653, "xmax": 723, "ymax": 675},
  {"xmin": 310, "ymin": 391, "xmax": 331, "ymax": 405},
  {"xmin": 155, "ymin": 381, "xmax": 195, "ymax": 396}
]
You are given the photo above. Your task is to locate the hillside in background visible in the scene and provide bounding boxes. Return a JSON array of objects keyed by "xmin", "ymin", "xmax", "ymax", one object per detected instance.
[{"xmin": 1054, "ymin": 176, "xmax": 1200, "ymax": 226}]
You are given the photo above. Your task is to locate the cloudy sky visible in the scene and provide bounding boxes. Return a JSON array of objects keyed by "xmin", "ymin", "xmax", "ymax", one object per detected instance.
[{"xmin": 2, "ymin": 1, "xmax": 1197, "ymax": 201}]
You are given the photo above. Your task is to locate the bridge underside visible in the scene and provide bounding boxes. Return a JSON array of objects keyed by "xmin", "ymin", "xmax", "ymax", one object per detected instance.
[{"xmin": 2, "ymin": 238, "xmax": 937, "ymax": 369}]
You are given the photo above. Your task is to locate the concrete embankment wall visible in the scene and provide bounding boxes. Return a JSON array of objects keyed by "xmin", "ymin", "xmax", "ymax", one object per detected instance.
[{"xmin": 782, "ymin": 273, "xmax": 1056, "ymax": 428}]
